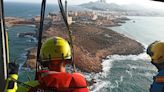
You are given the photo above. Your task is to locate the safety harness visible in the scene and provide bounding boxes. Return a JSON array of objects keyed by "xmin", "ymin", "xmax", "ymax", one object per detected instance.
[{"xmin": 32, "ymin": 70, "xmax": 88, "ymax": 92}]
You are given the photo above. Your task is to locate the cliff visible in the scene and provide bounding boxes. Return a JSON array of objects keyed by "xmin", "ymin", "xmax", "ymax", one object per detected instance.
[{"xmin": 25, "ymin": 23, "xmax": 144, "ymax": 73}]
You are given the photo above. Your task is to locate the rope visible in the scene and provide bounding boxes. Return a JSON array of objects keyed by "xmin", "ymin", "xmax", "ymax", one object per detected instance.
[
  {"xmin": 58, "ymin": 0, "xmax": 77, "ymax": 72},
  {"xmin": 0, "ymin": 0, "xmax": 8, "ymax": 79},
  {"xmin": 36, "ymin": 0, "xmax": 46, "ymax": 79}
]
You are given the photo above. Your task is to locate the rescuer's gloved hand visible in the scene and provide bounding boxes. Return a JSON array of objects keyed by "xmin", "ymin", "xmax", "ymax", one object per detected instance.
[
  {"xmin": 5, "ymin": 62, "xmax": 19, "ymax": 91},
  {"xmin": 8, "ymin": 62, "xmax": 19, "ymax": 74}
]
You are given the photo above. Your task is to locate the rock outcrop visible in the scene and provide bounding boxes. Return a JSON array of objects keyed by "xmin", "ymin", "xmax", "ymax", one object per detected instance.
[
  {"xmin": 5, "ymin": 17, "xmax": 33, "ymax": 27},
  {"xmin": 25, "ymin": 23, "xmax": 144, "ymax": 73}
]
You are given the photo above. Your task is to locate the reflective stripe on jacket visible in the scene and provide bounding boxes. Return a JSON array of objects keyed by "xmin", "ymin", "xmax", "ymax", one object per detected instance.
[{"xmin": 5, "ymin": 74, "xmax": 18, "ymax": 92}]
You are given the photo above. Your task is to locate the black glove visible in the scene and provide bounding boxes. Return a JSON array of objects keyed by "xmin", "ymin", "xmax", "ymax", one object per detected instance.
[{"xmin": 8, "ymin": 62, "xmax": 19, "ymax": 74}]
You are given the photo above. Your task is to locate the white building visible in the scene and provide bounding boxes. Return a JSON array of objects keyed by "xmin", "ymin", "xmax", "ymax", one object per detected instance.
[
  {"xmin": 100, "ymin": 0, "xmax": 106, "ymax": 3},
  {"xmin": 68, "ymin": 17, "xmax": 73, "ymax": 25},
  {"xmin": 92, "ymin": 15, "xmax": 98, "ymax": 20}
]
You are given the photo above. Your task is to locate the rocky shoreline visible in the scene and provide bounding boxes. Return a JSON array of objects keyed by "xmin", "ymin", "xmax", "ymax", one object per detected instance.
[
  {"xmin": 5, "ymin": 17, "xmax": 33, "ymax": 27},
  {"xmin": 25, "ymin": 23, "xmax": 144, "ymax": 73},
  {"xmin": 5, "ymin": 16, "xmax": 144, "ymax": 73}
]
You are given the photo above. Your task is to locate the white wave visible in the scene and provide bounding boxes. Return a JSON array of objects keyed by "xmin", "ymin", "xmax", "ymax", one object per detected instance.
[
  {"xmin": 144, "ymin": 72, "xmax": 155, "ymax": 77},
  {"xmin": 13, "ymin": 52, "xmax": 28, "ymax": 71},
  {"xmin": 139, "ymin": 72, "xmax": 157, "ymax": 77},
  {"xmin": 102, "ymin": 59, "xmax": 113, "ymax": 77},
  {"xmin": 127, "ymin": 64, "xmax": 137, "ymax": 69},
  {"xmin": 84, "ymin": 72, "xmax": 105, "ymax": 82},
  {"xmin": 106, "ymin": 53, "xmax": 150, "ymax": 61},
  {"xmin": 127, "ymin": 64, "xmax": 156, "ymax": 71},
  {"xmin": 111, "ymin": 76, "xmax": 124, "ymax": 89},
  {"xmin": 102, "ymin": 53, "xmax": 151, "ymax": 75},
  {"xmin": 90, "ymin": 82, "xmax": 109, "ymax": 92},
  {"xmin": 89, "ymin": 53, "xmax": 153, "ymax": 92},
  {"xmin": 25, "ymin": 35, "xmax": 37, "ymax": 43},
  {"xmin": 16, "ymin": 33, "xmax": 20, "ymax": 37},
  {"xmin": 126, "ymin": 70, "xmax": 133, "ymax": 77},
  {"xmin": 120, "ymin": 76, "xmax": 124, "ymax": 82}
]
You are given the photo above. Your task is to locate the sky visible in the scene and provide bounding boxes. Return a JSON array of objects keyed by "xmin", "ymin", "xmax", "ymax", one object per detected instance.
[{"xmin": 4, "ymin": 0, "xmax": 164, "ymax": 9}]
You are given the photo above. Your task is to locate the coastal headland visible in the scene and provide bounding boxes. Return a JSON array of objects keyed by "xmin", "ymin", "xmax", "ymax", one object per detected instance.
[
  {"xmin": 25, "ymin": 23, "xmax": 144, "ymax": 73},
  {"xmin": 6, "ymin": 11, "xmax": 144, "ymax": 73},
  {"xmin": 5, "ymin": 17, "xmax": 33, "ymax": 27}
]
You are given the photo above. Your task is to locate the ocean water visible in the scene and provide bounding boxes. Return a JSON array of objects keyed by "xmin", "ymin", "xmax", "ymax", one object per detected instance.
[
  {"xmin": 110, "ymin": 16, "xmax": 164, "ymax": 45},
  {"xmin": 89, "ymin": 16, "xmax": 164, "ymax": 92},
  {"xmin": 4, "ymin": 2, "xmax": 88, "ymax": 82},
  {"xmin": 8, "ymin": 25, "xmax": 36, "ymax": 60},
  {"xmin": 7, "ymin": 25, "xmax": 37, "ymax": 81},
  {"xmin": 4, "ymin": 2, "xmax": 59, "ymax": 18},
  {"xmin": 4, "ymin": 2, "xmax": 44, "ymax": 81},
  {"xmin": 4, "ymin": 2, "xmax": 164, "ymax": 92}
]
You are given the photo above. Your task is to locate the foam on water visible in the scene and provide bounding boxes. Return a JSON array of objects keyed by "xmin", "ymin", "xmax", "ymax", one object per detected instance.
[
  {"xmin": 125, "ymin": 70, "xmax": 132, "ymax": 78},
  {"xmin": 89, "ymin": 53, "xmax": 156, "ymax": 92},
  {"xmin": 106, "ymin": 53, "xmax": 149, "ymax": 61},
  {"xmin": 102, "ymin": 53, "xmax": 151, "ymax": 74},
  {"xmin": 90, "ymin": 81, "xmax": 109, "ymax": 92},
  {"xmin": 25, "ymin": 35, "xmax": 37, "ymax": 43},
  {"xmin": 139, "ymin": 72, "xmax": 156, "ymax": 77},
  {"xmin": 97, "ymin": 41, "xmax": 157, "ymax": 91}
]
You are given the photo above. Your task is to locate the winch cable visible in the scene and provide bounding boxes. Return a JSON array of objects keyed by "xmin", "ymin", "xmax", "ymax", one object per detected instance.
[
  {"xmin": 36, "ymin": 0, "xmax": 46, "ymax": 79},
  {"xmin": 58, "ymin": 0, "xmax": 76, "ymax": 72},
  {"xmin": 0, "ymin": 0, "xmax": 9, "ymax": 91}
]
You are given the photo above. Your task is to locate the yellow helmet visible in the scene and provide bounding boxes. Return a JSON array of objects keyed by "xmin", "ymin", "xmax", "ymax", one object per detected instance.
[
  {"xmin": 147, "ymin": 41, "xmax": 164, "ymax": 64},
  {"xmin": 40, "ymin": 37, "xmax": 71, "ymax": 62}
]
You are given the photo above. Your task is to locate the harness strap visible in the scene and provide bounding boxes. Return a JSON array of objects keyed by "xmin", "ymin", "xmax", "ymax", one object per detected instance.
[
  {"xmin": 10, "ymin": 77, "xmax": 34, "ymax": 89},
  {"xmin": 30, "ymin": 85, "xmax": 88, "ymax": 92}
]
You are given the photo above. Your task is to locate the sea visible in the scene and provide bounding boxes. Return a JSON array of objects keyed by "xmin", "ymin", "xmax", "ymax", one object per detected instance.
[
  {"xmin": 89, "ymin": 16, "xmax": 164, "ymax": 92},
  {"xmin": 4, "ymin": 2, "xmax": 164, "ymax": 92},
  {"xmin": 4, "ymin": 2, "xmax": 60, "ymax": 82}
]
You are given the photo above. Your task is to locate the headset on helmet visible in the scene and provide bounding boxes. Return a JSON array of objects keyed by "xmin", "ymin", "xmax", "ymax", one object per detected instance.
[
  {"xmin": 40, "ymin": 37, "xmax": 71, "ymax": 64},
  {"xmin": 147, "ymin": 41, "xmax": 164, "ymax": 64}
]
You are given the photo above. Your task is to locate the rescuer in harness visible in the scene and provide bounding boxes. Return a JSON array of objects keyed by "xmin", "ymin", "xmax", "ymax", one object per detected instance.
[
  {"xmin": 6, "ymin": 37, "xmax": 89, "ymax": 92},
  {"xmin": 147, "ymin": 41, "xmax": 164, "ymax": 92}
]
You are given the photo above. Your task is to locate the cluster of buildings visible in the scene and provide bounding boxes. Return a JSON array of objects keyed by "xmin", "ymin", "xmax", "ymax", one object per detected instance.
[
  {"xmin": 31, "ymin": 0, "xmax": 128, "ymax": 27},
  {"xmin": 100, "ymin": 0, "xmax": 106, "ymax": 3},
  {"xmin": 46, "ymin": 10, "xmax": 127, "ymax": 26},
  {"xmin": 32, "ymin": 10, "xmax": 127, "ymax": 27}
]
